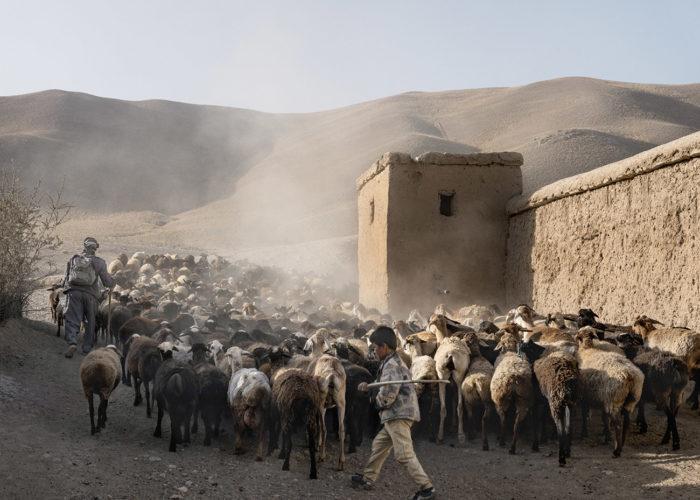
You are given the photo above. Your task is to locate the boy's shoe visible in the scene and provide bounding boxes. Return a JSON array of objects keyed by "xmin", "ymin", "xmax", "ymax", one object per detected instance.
[
  {"xmin": 351, "ymin": 473, "xmax": 374, "ymax": 490},
  {"xmin": 411, "ymin": 486, "xmax": 435, "ymax": 499},
  {"xmin": 64, "ymin": 345, "xmax": 77, "ymax": 358}
]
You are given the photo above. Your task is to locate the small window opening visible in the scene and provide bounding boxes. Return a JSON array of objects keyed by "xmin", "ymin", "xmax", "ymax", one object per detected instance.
[
  {"xmin": 439, "ymin": 191, "xmax": 454, "ymax": 217},
  {"xmin": 369, "ymin": 199, "xmax": 375, "ymax": 223}
]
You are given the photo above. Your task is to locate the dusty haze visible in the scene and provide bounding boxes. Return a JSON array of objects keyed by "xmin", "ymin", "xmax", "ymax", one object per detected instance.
[{"xmin": 2, "ymin": 77, "xmax": 700, "ymax": 280}]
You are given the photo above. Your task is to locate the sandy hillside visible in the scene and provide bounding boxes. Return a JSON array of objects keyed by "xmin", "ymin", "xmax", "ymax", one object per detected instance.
[{"xmin": 4, "ymin": 78, "xmax": 700, "ymax": 276}]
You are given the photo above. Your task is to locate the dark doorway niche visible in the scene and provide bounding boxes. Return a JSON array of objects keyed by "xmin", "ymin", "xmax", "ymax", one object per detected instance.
[{"xmin": 439, "ymin": 191, "xmax": 454, "ymax": 217}]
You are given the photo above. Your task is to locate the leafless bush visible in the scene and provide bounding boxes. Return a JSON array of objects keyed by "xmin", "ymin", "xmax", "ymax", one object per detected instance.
[{"xmin": 0, "ymin": 172, "xmax": 71, "ymax": 321}]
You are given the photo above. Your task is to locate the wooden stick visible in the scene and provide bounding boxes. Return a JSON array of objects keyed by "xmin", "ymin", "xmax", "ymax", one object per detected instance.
[{"xmin": 367, "ymin": 379, "xmax": 450, "ymax": 389}]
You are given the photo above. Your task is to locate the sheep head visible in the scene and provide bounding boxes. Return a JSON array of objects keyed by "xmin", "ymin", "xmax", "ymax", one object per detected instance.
[
  {"xmin": 495, "ymin": 331, "xmax": 519, "ymax": 353},
  {"xmin": 575, "ymin": 327, "xmax": 598, "ymax": 348},
  {"xmin": 519, "ymin": 340, "xmax": 545, "ymax": 363},
  {"xmin": 428, "ymin": 314, "xmax": 449, "ymax": 342},
  {"xmin": 158, "ymin": 341, "xmax": 178, "ymax": 359},
  {"xmin": 633, "ymin": 315, "xmax": 663, "ymax": 337},
  {"xmin": 461, "ymin": 331, "xmax": 481, "ymax": 356},
  {"xmin": 615, "ymin": 332, "xmax": 644, "ymax": 354}
]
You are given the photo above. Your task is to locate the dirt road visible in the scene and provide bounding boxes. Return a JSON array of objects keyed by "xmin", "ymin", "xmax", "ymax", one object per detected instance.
[{"xmin": 1, "ymin": 319, "xmax": 699, "ymax": 499}]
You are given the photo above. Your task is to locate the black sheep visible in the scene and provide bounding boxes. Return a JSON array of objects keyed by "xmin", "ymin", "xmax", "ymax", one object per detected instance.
[
  {"xmin": 153, "ymin": 344, "xmax": 199, "ymax": 452},
  {"xmin": 520, "ymin": 340, "xmax": 578, "ymax": 466},
  {"xmin": 341, "ymin": 361, "xmax": 374, "ymax": 453},
  {"xmin": 191, "ymin": 361, "xmax": 228, "ymax": 446},
  {"xmin": 616, "ymin": 332, "xmax": 689, "ymax": 450}
]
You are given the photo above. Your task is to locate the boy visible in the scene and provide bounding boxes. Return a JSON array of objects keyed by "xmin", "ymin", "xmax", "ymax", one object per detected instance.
[{"xmin": 351, "ymin": 326, "xmax": 435, "ymax": 499}]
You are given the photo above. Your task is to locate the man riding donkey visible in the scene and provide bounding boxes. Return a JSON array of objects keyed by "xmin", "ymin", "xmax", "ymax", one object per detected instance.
[
  {"xmin": 352, "ymin": 326, "xmax": 435, "ymax": 499},
  {"xmin": 62, "ymin": 237, "xmax": 114, "ymax": 358}
]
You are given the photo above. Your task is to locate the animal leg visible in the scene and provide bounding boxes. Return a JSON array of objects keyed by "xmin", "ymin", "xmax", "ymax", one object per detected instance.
[
  {"xmin": 670, "ymin": 391, "xmax": 681, "ymax": 450},
  {"xmin": 89, "ymin": 394, "xmax": 96, "ymax": 435},
  {"xmin": 214, "ymin": 413, "xmax": 221, "ymax": 438},
  {"xmin": 282, "ymin": 431, "xmax": 292, "ymax": 471},
  {"xmin": 203, "ymin": 414, "xmax": 212, "ymax": 446},
  {"xmin": 636, "ymin": 401, "xmax": 648, "ymax": 434},
  {"xmin": 121, "ymin": 356, "xmax": 131, "ymax": 386},
  {"xmin": 308, "ymin": 422, "xmax": 318, "ymax": 479},
  {"xmin": 457, "ymin": 386, "xmax": 465, "ymax": 445},
  {"xmin": 169, "ymin": 416, "xmax": 178, "ymax": 452},
  {"xmin": 437, "ymin": 382, "xmax": 446, "ymax": 444},
  {"xmin": 610, "ymin": 411, "xmax": 623, "ymax": 458},
  {"xmin": 133, "ymin": 377, "xmax": 142, "ymax": 406},
  {"xmin": 153, "ymin": 400, "xmax": 163, "ymax": 437},
  {"xmin": 318, "ymin": 407, "xmax": 327, "ymax": 461},
  {"xmin": 531, "ymin": 402, "xmax": 541, "ymax": 452},
  {"xmin": 191, "ymin": 405, "xmax": 199, "ymax": 434},
  {"xmin": 510, "ymin": 404, "xmax": 528, "ymax": 455},
  {"xmin": 497, "ymin": 407, "xmax": 507, "ymax": 448},
  {"xmin": 255, "ymin": 427, "xmax": 267, "ymax": 462},
  {"xmin": 183, "ymin": 411, "xmax": 191, "ymax": 444},
  {"xmin": 601, "ymin": 411, "xmax": 611, "ymax": 444},
  {"xmin": 481, "ymin": 403, "xmax": 491, "ymax": 451},
  {"xmin": 580, "ymin": 402, "xmax": 589, "ymax": 439},
  {"xmin": 336, "ymin": 394, "xmax": 346, "ymax": 471},
  {"xmin": 553, "ymin": 406, "xmax": 566, "ymax": 467},
  {"xmin": 144, "ymin": 382, "xmax": 152, "ymax": 418},
  {"xmin": 686, "ymin": 375, "xmax": 699, "ymax": 410},
  {"xmin": 233, "ymin": 422, "xmax": 244, "ymax": 455},
  {"xmin": 99, "ymin": 398, "xmax": 108, "ymax": 428}
]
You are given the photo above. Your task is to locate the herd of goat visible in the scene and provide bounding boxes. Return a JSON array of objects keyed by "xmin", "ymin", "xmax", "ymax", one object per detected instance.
[{"xmin": 51, "ymin": 251, "xmax": 700, "ymax": 479}]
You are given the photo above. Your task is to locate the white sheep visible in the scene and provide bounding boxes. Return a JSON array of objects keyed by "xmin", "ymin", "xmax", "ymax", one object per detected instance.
[{"xmin": 430, "ymin": 314, "xmax": 470, "ymax": 444}]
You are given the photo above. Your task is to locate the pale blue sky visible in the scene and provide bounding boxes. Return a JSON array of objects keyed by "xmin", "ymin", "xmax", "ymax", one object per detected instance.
[{"xmin": 1, "ymin": 0, "xmax": 698, "ymax": 112}]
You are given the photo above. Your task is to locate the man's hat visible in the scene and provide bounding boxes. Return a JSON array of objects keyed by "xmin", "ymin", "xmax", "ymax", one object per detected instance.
[{"xmin": 84, "ymin": 237, "xmax": 99, "ymax": 249}]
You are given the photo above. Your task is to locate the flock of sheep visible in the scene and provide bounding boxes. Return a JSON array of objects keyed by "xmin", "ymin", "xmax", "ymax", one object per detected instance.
[{"xmin": 67, "ymin": 251, "xmax": 700, "ymax": 481}]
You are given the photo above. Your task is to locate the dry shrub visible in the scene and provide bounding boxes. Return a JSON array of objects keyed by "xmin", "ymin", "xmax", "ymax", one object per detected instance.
[{"xmin": 0, "ymin": 172, "xmax": 70, "ymax": 321}]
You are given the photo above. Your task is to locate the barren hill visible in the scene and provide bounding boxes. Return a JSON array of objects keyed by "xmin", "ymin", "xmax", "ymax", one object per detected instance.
[{"xmin": 3, "ymin": 78, "xmax": 700, "ymax": 277}]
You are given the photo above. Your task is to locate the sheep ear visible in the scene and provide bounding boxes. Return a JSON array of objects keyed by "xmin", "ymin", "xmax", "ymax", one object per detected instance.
[
  {"xmin": 650, "ymin": 319, "xmax": 664, "ymax": 325},
  {"xmin": 173, "ymin": 346, "xmax": 179, "ymax": 352}
]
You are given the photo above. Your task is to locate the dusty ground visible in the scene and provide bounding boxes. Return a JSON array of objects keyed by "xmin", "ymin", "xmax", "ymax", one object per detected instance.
[{"xmin": 1, "ymin": 318, "xmax": 699, "ymax": 500}]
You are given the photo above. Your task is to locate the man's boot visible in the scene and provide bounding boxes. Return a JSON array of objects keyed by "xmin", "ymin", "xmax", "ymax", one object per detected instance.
[{"xmin": 65, "ymin": 345, "xmax": 77, "ymax": 358}]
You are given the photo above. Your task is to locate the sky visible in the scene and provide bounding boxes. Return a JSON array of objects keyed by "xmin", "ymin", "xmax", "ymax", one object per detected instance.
[{"xmin": 1, "ymin": 0, "xmax": 699, "ymax": 113}]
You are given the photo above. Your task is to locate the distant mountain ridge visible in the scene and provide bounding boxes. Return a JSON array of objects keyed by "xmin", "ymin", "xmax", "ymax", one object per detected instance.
[{"xmin": 2, "ymin": 78, "xmax": 700, "ymax": 275}]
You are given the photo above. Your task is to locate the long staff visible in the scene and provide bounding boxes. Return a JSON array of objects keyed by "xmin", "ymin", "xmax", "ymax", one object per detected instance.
[{"xmin": 366, "ymin": 380, "xmax": 450, "ymax": 389}]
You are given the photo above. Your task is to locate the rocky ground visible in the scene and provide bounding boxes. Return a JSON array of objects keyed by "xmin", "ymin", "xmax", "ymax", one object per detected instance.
[{"xmin": 1, "ymin": 318, "xmax": 699, "ymax": 500}]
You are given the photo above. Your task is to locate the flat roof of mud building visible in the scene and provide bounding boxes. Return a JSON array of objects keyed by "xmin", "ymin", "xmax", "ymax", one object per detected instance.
[{"xmin": 356, "ymin": 151, "xmax": 524, "ymax": 191}]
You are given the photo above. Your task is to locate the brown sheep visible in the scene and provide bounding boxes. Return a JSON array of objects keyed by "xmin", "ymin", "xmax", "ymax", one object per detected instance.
[
  {"xmin": 308, "ymin": 354, "xmax": 347, "ymax": 470},
  {"xmin": 272, "ymin": 369, "xmax": 323, "ymax": 479},
  {"xmin": 47, "ymin": 284, "xmax": 64, "ymax": 337},
  {"xmin": 79, "ymin": 345, "xmax": 122, "ymax": 435},
  {"xmin": 490, "ymin": 330, "xmax": 534, "ymax": 454},
  {"xmin": 460, "ymin": 332, "xmax": 495, "ymax": 451},
  {"xmin": 575, "ymin": 329, "xmax": 644, "ymax": 457},
  {"xmin": 125, "ymin": 335, "xmax": 159, "ymax": 414}
]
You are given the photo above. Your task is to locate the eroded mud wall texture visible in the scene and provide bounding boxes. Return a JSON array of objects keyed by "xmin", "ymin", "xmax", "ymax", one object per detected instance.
[{"xmin": 506, "ymin": 133, "xmax": 700, "ymax": 328}]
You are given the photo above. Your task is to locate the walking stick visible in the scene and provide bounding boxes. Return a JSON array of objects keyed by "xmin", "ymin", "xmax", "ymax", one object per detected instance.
[
  {"xmin": 366, "ymin": 380, "xmax": 450, "ymax": 389},
  {"xmin": 106, "ymin": 289, "xmax": 112, "ymax": 344}
]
